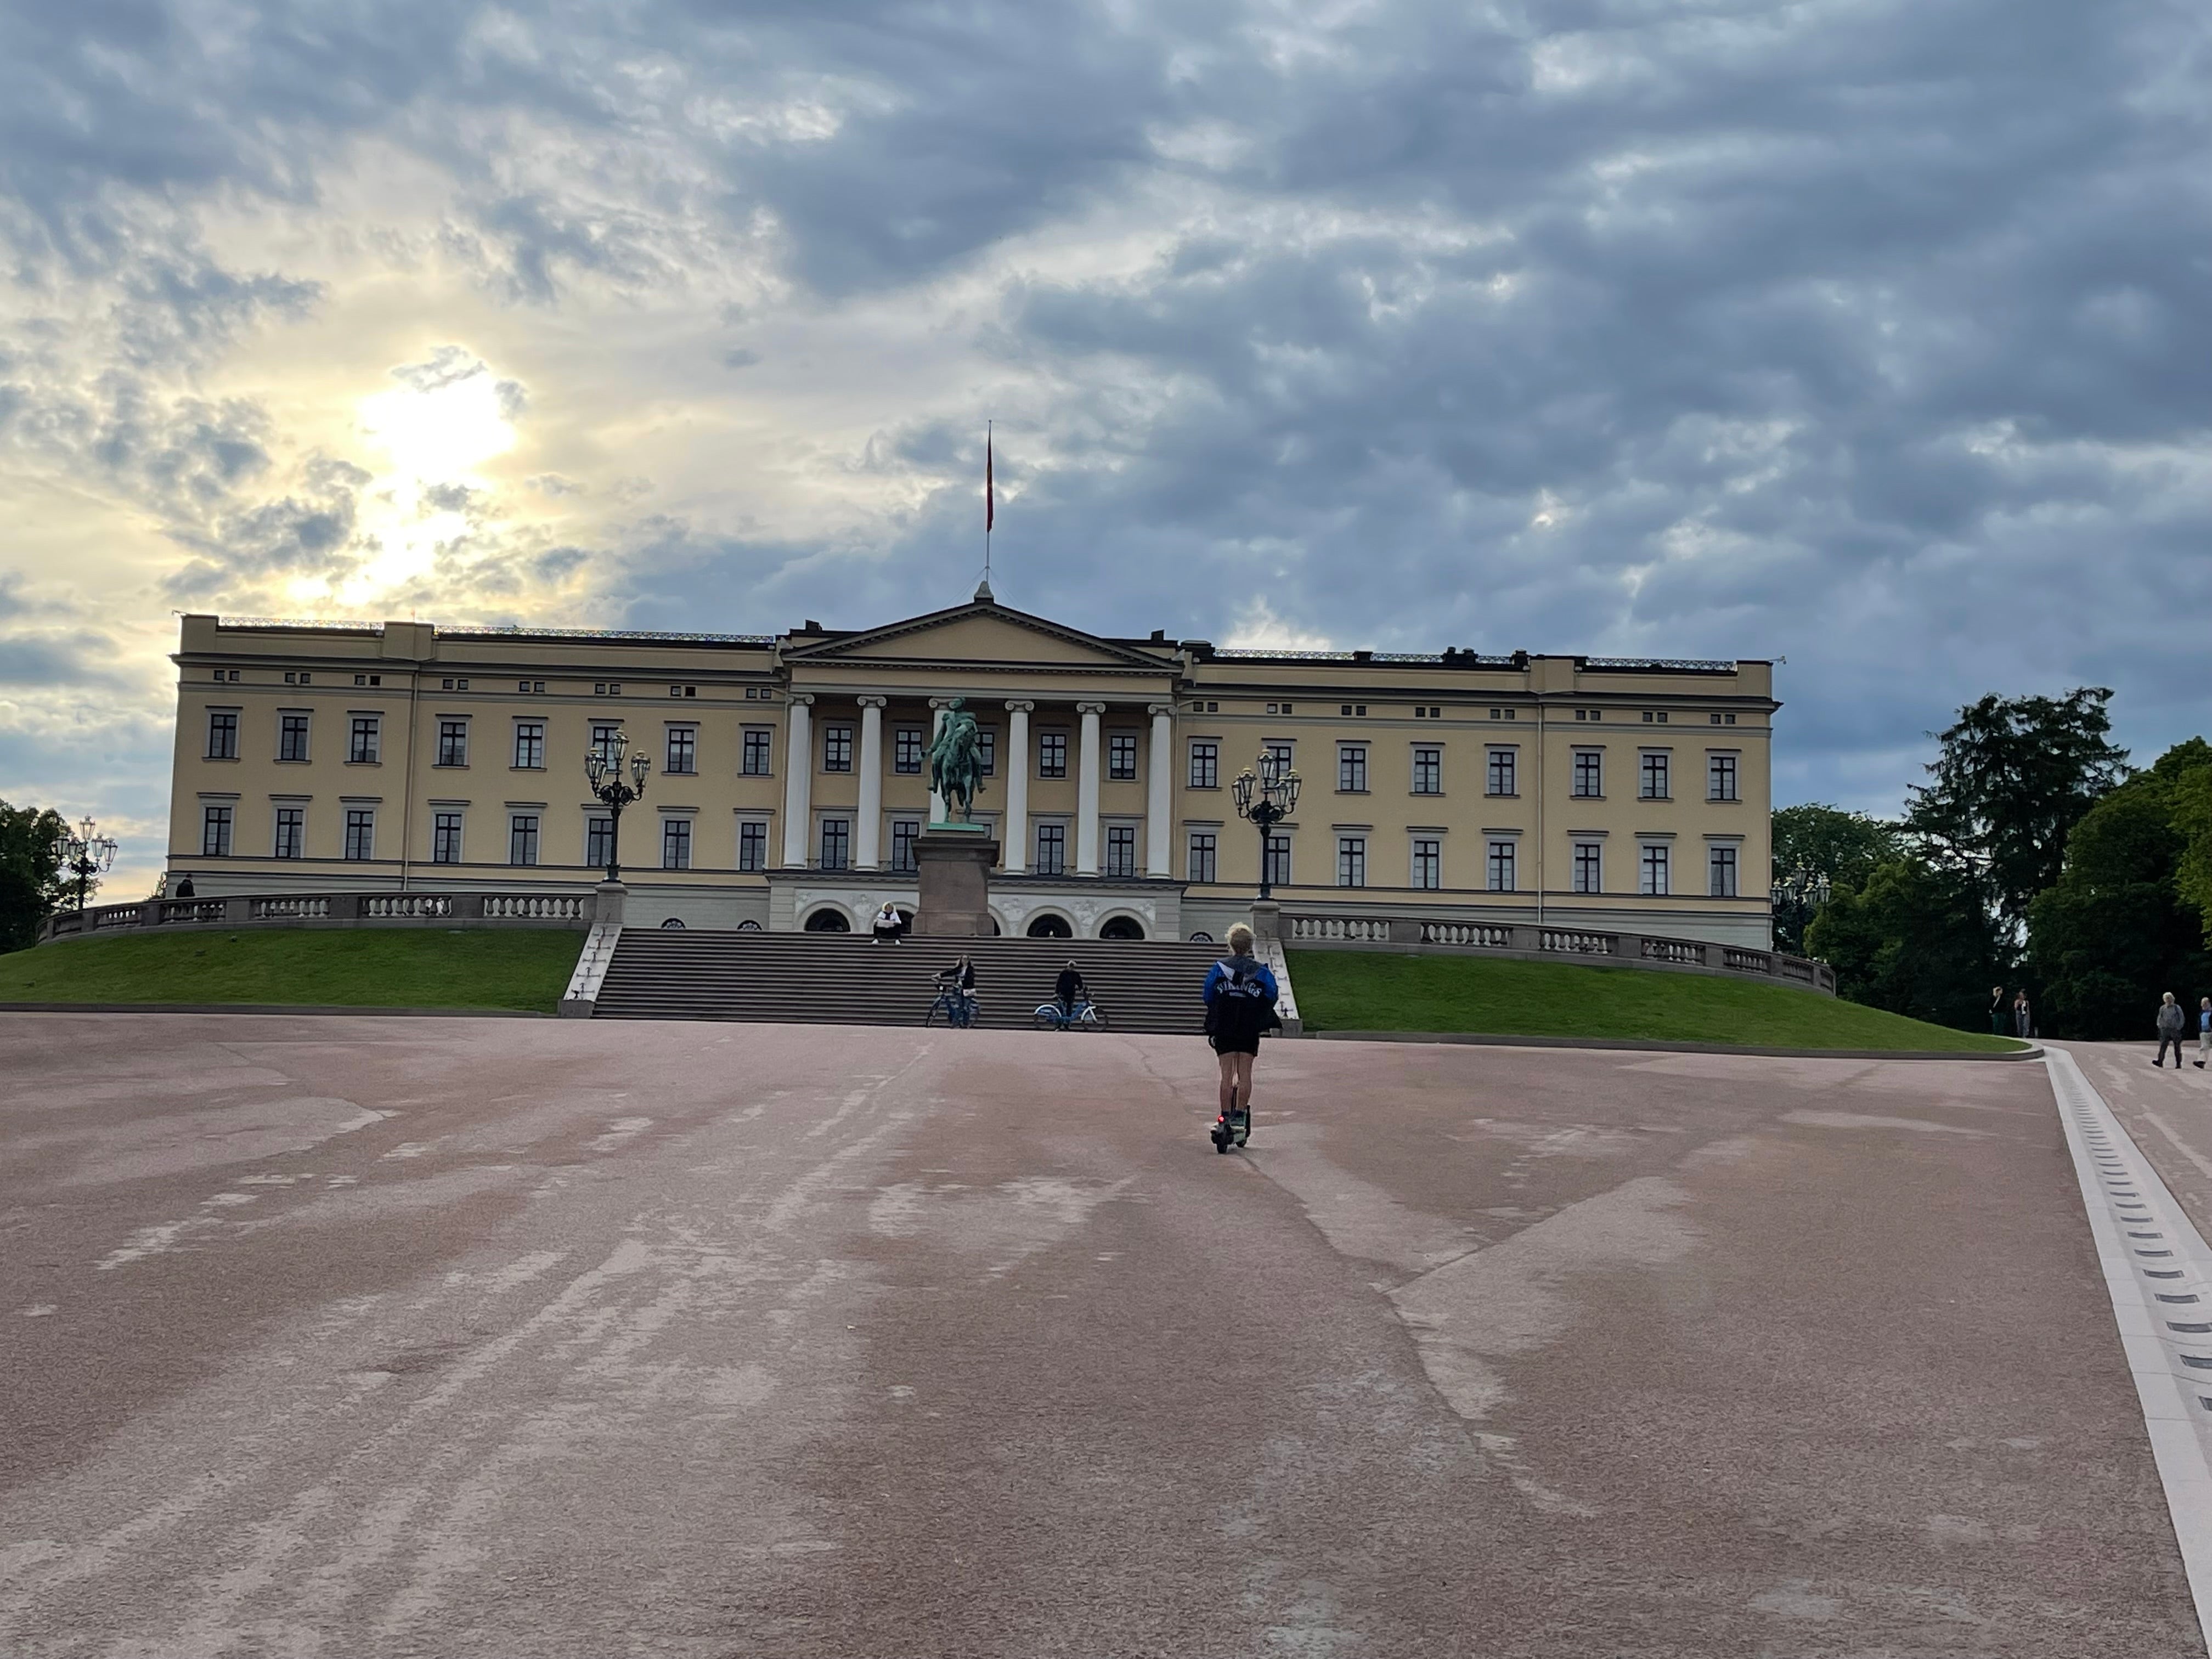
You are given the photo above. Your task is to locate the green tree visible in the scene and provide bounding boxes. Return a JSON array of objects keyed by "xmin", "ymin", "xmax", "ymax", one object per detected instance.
[
  {"xmin": 1771, "ymin": 803, "xmax": 1902, "ymax": 952},
  {"xmin": 1805, "ymin": 856, "xmax": 2001, "ymax": 1031},
  {"xmin": 1904, "ymin": 688, "xmax": 2131, "ymax": 949},
  {"xmin": 2029, "ymin": 740, "xmax": 2212, "ymax": 1039},
  {"xmin": 0, "ymin": 801, "xmax": 70, "ymax": 954}
]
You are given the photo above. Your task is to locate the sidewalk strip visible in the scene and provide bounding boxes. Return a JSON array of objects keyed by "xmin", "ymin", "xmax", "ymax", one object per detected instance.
[{"xmin": 2049, "ymin": 1047, "xmax": 2212, "ymax": 1655}]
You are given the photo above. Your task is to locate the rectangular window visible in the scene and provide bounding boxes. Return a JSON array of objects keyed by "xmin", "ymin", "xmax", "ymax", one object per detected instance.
[
  {"xmin": 432, "ymin": 812, "xmax": 464, "ymax": 864},
  {"xmin": 665, "ymin": 727, "xmax": 697, "ymax": 775},
  {"xmin": 978, "ymin": 726, "xmax": 997, "ymax": 776},
  {"xmin": 662, "ymin": 819, "xmax": 692, "ymax": 871},
  {"xmin": 820, "ymin": 818, "xmax": 850, "ymax": 871},
  {"xmin": 1486, "ymin": 839, "xmax": 1516, "ymax": 891},
  {"xmin": 437, "ymin": 720, "xmax": 469, "ymax": 768},
  {"xmin": 1708, "ymin": 753, "xmax": 1739, "ymax": 802},
  {"xmin": 890, "ymin": 820, "xmax": 921, "ymax": 874},
  {"xmin": 1572, "ymin": 749, "xmax": 1602, "ymax": 798},
  {"xmin": 514, "ymin": 720, "xmax": 545, "ymax": 770},
  {"xmin": 1036, "ymin": 822, "xmax": 1068, "ymax": 876},
  {"xmin": 1573, "ymin": 842, "xmax": 1602, "ymax": 893},
  {"xmin": 1709, "ymin": 844, "xmax": 1739, "ymax": 898},
  {"xmin": 207, "ymin": 710, "xmax": 239, "ymax": 760},
  {"xmin": 1640, "ymin": 752, "xmax": 1670, "ymax": 800},
  {"xmin": 344, "ymin": 809, "xmax": 375, "ymax": 861},
  {"xmin": 1038, "ymin": 731, "xmax": 1068, "ymax": 778},
  {"xmin": 510, "ymin": 814, "xmax": 540, "ymax": 866},
  {"xmin": 737, "ymin": 820, "xmax": 768, "ymax": 872},
  {"xmin": 348, "ymin": 716, "xmax": 380, "ymax": 764},
  {"xmin": 273, "ymin": 808, "xmax": 305, "ymax": 859},
  {"xmin": 1338, "ymin": 744, "xmax": 1368, "ymax": 793},
  {"xmin": 1264, "ymin": 740, "xmax": 1294, "ymax": 776},
  {"xmin": 742, "ymin": 727, "xmax": 772, "ymax": 775},
  {"xmin": 1412, "ymin": 837, "xmax": 1441, "ymax": 890},
  {"xmin": 202, "ymin": 804, "xmax": 233, "ymax": 856},
  {"xmin": 1412, "ymin": 746, "xmax": 1442, "ymax": 795},
  {"xmin": 591, "ymin": 723, "xmax": 623, "ymax": 765},
  {"xmin": 823, "ymin": 725, "xmax": 853, "ymax": 772},
  {"xmin": 1336, "ymin": 836, "xmax": 1366, "ymax": 888},
  {"xmin": 1266, "ymin": 834, "xmax": 1292, "ymax": 890},
  {"xmin": 1486, "ymin": 748, "xmax": 1516, "ymax": 797},
  {"xmin": 1188, "ymin": 741, "xmax": 1218, "ymax": 789},
  {"xmin": 1640, "ymin": 843, "xmax": 1671, "ymax": 896},
  {"xmin": 278, "ymin": 714, "xmax": 310, "ymax": 763},
  {"xmin": 1108, "ymin": 733, "xmax": 1138, "ymax": 781},
  {"xmin": 894, "ymin": 726, "xmax": 925, "ymax": 774},
  {"xmin": 1105, "ymin": 824, "xmax": 1137, "ymax": 877},
  {"xmin": 1187, "ymin": 831, "xmax": 1218, "ymax": 884},
  {"xmin": 586, "ymin": 816, "xmax": 614, "ymax": 870}
]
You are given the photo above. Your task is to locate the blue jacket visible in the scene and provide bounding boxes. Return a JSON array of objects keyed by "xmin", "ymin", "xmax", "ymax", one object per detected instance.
[{"xmin": 1203, "ymin": 955, "xmax": 1279, "ymax": 1007}]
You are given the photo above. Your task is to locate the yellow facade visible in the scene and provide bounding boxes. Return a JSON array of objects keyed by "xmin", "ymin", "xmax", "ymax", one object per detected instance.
[{"xmin": 165, "ymin": 598, "xmax": 1777, "ymax": 944}]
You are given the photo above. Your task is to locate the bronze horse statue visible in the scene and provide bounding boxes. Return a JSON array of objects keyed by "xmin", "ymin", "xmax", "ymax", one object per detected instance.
[{"xmin": 928, "ymin": 697, "xmax": 986, "ymax": 823}]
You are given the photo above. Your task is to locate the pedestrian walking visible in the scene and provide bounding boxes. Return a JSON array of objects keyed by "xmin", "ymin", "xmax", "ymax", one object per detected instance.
[
  {"xmin": 2156, "ymin": 992, "xmax": 2188, "ymax": 1067},
  {"xmin": 2196, "ymin": 997, "xmax": 2210, "ymax": 1069},
  {"xmin": 2012, "ymin": 990, "xmax": 2033, "ymax": 1041},
  {"xmin": 1203, "ymin": 923, "xmax": 1279, "ymax": 1152},
  {"xmin": 1988, "ymin": 985, "xmax": 2008, "ymax": 1039}
]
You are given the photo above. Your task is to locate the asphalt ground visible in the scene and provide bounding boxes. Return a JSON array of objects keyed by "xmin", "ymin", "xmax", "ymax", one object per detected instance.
[{"xmin": 0, "ymin": 1013, "xmax": 2197, "ymax": 1658}]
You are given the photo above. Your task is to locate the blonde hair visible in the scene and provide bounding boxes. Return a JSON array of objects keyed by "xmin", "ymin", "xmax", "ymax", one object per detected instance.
[{"xmin": 1226, "ymin": 923, "xmax": 1255, "ymax": 955}]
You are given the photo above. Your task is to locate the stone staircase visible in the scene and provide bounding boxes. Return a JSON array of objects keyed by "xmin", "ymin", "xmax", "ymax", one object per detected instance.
[{"xmin": 590, "ymin": 930, "xmax": 1223, "ymax": 1032}]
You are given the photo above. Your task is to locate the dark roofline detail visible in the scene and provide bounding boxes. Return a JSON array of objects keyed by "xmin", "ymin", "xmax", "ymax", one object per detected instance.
[
  {"xmin": 217, "ymin": 616, "xmax": 384, "ymax": 635},
  {"xmin": 440, "ymin": 625, "xmax": 777, "ymax": 645}
]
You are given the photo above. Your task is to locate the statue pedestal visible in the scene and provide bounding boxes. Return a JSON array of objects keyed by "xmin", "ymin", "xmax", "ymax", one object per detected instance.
[{"xmin": 915, "ymin": 827, "xmax": 1000, "ymax": 936}]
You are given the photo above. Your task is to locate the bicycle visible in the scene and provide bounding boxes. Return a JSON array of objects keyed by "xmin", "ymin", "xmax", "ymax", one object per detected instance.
[
  {"xmin": 925, "ymin": 984, "xmax": 980, "ymax": 1028},
  {"xmin": 1032, "ymin": 999, "xmax": 1109, "ymax": 1031}
]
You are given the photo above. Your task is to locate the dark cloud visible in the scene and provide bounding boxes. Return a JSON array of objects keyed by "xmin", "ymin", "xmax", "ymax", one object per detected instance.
[{"xmin": 0, "ymin": 628, "xmax": 129, "ymax": 687}]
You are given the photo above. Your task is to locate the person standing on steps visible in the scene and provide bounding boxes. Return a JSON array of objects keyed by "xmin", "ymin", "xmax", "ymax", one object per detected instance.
[
  {"xmin": 2155, "ymin": 992, "xmax": 2187, "ymax": 1068},
  {"xmin": 1054, "ymin": 961, "xmax": 1087, "ymax": 1022},
  {"xmin": 1203, "ymin": 923, "xmax": 1279, "ymax": 1150}
]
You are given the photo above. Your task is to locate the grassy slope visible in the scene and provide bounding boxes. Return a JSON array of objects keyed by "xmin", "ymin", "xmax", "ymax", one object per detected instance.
[
  {"xmin": 1287, "ymin": 949, "xmax": 2025, "ymax": 1052},
  {"xmin": 0, "ymin": 928, "xmax": 582, "ymax": 1013}
]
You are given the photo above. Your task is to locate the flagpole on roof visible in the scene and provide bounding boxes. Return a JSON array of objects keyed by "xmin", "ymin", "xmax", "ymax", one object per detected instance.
[{"xmin": 979, "ymin": 421, "xmax": 994, "ymax": 602}]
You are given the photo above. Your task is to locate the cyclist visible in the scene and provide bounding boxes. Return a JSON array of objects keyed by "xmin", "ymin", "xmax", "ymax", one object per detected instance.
[
  {"xmin": 1054, "ymin": 961, "xmax": 1087, "ymax": 1023},
  {"xmin": 1203, "ymin": 923, "xmax": 1279, "ymax": 1148},
  {"xmin": 932, "ymin": 953, "xmax": 979, "ymax": 1026}
]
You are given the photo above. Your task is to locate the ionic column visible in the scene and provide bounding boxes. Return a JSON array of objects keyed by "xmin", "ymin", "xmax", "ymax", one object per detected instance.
[
  {"xmin": 927, "ymin": 698, "xmax": 953, "ymax": 822},
  {"xmin": 1075, "ymin": 701, "xmax": 1105, "ymax": 876},
  {"xmin": 855, "ymin": 696, "xmax": 886, "ymax": 869},
  {"xmin": 781, "ymin": 695, "xmax": 815, "ymax": 868},
  {"xmin": 1146, "ymin": 702, "xmax": 1175, "ymax": 876},
  {"xmin": 1002, "ymin": 701, "xmax": 1034, "ymax": 872}
]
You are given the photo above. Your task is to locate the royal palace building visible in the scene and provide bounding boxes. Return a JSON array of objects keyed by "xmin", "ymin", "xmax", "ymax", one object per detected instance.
[{"xmin": 163, "ymin": 594, "xmax": 1779, "ymax": 944}]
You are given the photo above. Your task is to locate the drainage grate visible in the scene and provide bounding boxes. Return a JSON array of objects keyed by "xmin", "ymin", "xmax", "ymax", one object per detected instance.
[{"xmin": 2159, "ymin": 1294, "xmax": 2203, "ymax": 1304}]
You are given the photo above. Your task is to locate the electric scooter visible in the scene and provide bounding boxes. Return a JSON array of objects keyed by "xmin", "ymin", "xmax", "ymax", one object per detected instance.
[{"xmin": 1210, "ymin": 1087, "xmax": 1250, "ymax": 1154}]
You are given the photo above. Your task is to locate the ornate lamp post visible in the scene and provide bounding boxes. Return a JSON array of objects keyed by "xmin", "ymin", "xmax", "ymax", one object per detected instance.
[
  {"xmin": 583, "ymin": 731, "xmax": 651, "ymax": 883},
  {"xmin": 61, "ymin": 816, "xmax": 119, "ymax": 912},
  {"xmin": 1231, "ymin": 749, "xmax": 1302, "ymax": 901},
  {"xmin": 1773, "ymin": 864, "xmax": 1831, "ymax": 952}
]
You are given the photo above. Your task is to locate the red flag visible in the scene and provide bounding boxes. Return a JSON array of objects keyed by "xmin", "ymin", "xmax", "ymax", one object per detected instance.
[{"xmin": 985, "ymin": 427, "xmax": 995, "ymax": 533}]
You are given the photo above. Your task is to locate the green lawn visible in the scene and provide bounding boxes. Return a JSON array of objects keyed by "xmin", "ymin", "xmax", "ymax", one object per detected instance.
[
  {"xmin": 0, "ymin": 928, "xmax": 583, "ymax": 1013},
  {"xmin": 1286, "ymin": 949, "xmax": 2025, "ymax": 1053}
]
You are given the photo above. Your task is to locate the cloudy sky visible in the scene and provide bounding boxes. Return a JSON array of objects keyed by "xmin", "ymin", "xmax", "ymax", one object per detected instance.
[{"xmin": 3, "ymin": 0, "xmax": 2207, "ymax": 896}]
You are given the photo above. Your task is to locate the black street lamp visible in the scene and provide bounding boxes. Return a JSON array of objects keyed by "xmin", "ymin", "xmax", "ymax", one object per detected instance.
[
  {"xmin": 1773, "ymin": 864, "xmax": 1832, "ymax": 952},
  {"xmin": 61, "ymin": 816, "xmax": 118, "ymax": 912},
  {"xmin": 583, "ymin": 731, "xmax": 651, "ymax": 882},
  {"xmin": 1231, "ymin": 749, "xmax": 1302, "ymax": 900}
]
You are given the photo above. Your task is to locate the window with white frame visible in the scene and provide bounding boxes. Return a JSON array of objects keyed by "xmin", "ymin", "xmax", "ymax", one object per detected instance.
[
  {"xmin": 1038, "ymin": 730, "xmax": 1068, "ymax": 779},
  {"xmin": 586, "ymin": 816, "xmax": 614, "ymax": 870},
  {"xmin": 1266, "ymin": 834, "xmax": 1292, "ymax": 889},
  {"xmin": 1708, "ymin": 752, "xmax": 1739, "ymax": 802},
  {"xmin": 1412, "ymin": 746, "xmax": 1442, "ymax": 795},
  {"xmin": 591, "ymin": 723, "xmax": 622, "ymax": 765},
  {"xmin": 1572, "ymin": 748, "xmax": 1602, "ymax": 798},
  {"xmin": 343, "ymin": 808, "xmax": 375, "ymax": 861},
  {"xmin": 514, "ymin": 720, "xmax": 545, "ymax": 770},
  {"xmin": 1639, "ymin": 843, "xmax": 1671, "ymax": 895},
  {"xmin": 1486, "ymin": 839, "xmax": 1516, "ymax": 891},
  {"xmin": 890, "ymin": 819, "xmax": 921, "ymax": 873},
  {"xmin": 1109, "ymin": 732, "xmax": 1138, "ymax": 781},
  {"xmin": 202, "ymin": 804, "xmax": 233, "ymax": 855},
  {"xmin": 737, "ymin": 819, "xmax": 769, "ymax": 872},
  {"xmin": 663, "ymin": 818, "xmax": 692, "ymax": 870},
  {"xmin": 432, "ymin": 811, "xmax": 464, "ymax": 864},
  {"xmin": 823, "ymin": 725, "xmax": 853, "ymax": 773},
  {"xmin": 273, "ymin": 807, "xmax": 305, "ymax": 859},
  {"xmin": 436, "ymin": 720, "xmax": 469, "ymax": 768},
  {"xmin": 1264, "ymin": 740, "xmax": 1294, "ymax": 775},
  {"xmin": 820, "ymin": 817, "xmax": 850, "ymax": 870},
  {"xmin": 510, "ymin": 814, "xmax": 540, "ymax": 866},
  {"xmin": 977, "ymin": 726, "xmax": 997, "ymax": 776},
  {"xmin": 1412, "ymin": 837, "xmax": 1441, "ymax": 890},
  {"xmin": 1188, "ymin": 741, "xmax": 1218, "ymax": 789},
  {"xmin": 1336, "ymin": 836, "xmax": 1366, "ymax": 887},
  {"xmin": 1639, "ymin": 751, "xmax": 1670, "ymax": 800},
  {"xmin": 1486, "ymin": 747, "xmax": 1516, "ymax": 796},
  {"xmin": 742, "ymin": 727, "xmax": 772, "ymax": 775},
  {"xmin": 1105, "ymin": 824, "xmax": 1137, "ymax": 877},
  {"xmin": 894, "ymin": 726, "xmax": 925, "ymax": 774},
  {"xmin": 665, "ymin": 726, "xmax": 697, "ymax": 775},
  {"xmin": 278, "ymin": 713, "xmax": 310, "ymax": 763},
  {"xmin": 206, "ymin": 710, "xmax": 239, "ymax": 760},
  {"xmin": 1572, "ymin": 842, "xmax": 1602, "ymax": 893},
  {"xmin": 1338, "ymin": 744, "xmax": 1368, "ymax": 792},
  {"xmin": 348, "ymin": 715, "xmax": 380, "ymax": 764},
  {"xmin": 1036, "ymin": 822, "xmax": 1068, "ymax": 876},
  {"xmin": 1187, "ymin": 830, "xmax": 1218, "ymax": 883},
  {"xmin": 1709, "ymin": 844, "xmax": 1739, "ymax": 897}
]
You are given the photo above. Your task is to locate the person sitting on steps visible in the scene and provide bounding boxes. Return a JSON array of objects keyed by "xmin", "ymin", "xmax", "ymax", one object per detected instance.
[{"xmin": 871, "ymin": 902, "xmax": 904, "ymax": 945}]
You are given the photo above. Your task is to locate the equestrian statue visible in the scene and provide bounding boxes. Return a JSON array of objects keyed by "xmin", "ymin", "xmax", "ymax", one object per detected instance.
[{"xmin": 928, "ymin": 697, "xmax": 986, "ymax": 825}]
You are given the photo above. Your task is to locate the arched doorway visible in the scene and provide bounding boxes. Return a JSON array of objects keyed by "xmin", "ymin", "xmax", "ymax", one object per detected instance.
[
  {"xmin": 1025, "ymin": 912, "xmax": 1073, "ymax": 939},
  {"xmin": 803, "ymin": 907, "xmax": 852, "ymax": 932},
  {"xmin": 1099, "ymin": 916, "xmax": 1145, "ymax": 940}
]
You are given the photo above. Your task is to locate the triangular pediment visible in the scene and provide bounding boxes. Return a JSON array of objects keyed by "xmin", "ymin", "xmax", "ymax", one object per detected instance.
[{"xmin": 786, "ymin": 602, "xmax": 1176, "ymax": 673}]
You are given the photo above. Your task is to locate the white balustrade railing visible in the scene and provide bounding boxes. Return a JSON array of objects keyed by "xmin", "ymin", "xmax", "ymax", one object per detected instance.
[
  {"xmin": 252, "ymin": 896, "xmax": 330, "ymax": 919},
  {"xmin": 485, "ymin": 894, "xmax": 585, "ymax": 920},
  {"xmin": 1642, "ymin": 938, "xmax": 1703, "ymax": 965},
  {"xmin": 1288, "ymin": 916, "xmax": 1391, "ymax": 943},
  {"xmin": 1541, "ymin": 929, "xmax": 1616, "ymax": 956},
  {"xmin": 1422, "ymin": 920, "xmax": 1513, "ymax": 948},
  {"xmin": 363, "ymin": 895, "xmax": 456, "ymax": 918}
]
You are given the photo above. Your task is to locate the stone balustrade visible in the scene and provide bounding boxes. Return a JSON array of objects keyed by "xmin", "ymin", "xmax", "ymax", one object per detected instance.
[
  {"xmin": 1281, "ymin": 911, "xmax": 1836, "ymax": 995},
  {"xmin": 39, "ymin": 889, "xmax": 591, "ymax": 944}
]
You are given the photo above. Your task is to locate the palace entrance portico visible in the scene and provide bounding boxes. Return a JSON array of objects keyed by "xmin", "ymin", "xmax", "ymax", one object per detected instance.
[{"xmin": 761, "ymin": 600, "xmax": 1189, "ymax": 939}]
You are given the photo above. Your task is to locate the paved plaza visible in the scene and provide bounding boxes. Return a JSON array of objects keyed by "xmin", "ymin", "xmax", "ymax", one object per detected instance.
[{"xmin": 0, "ymin": 1014, "xmax": 2202, "ymax": 1657}]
